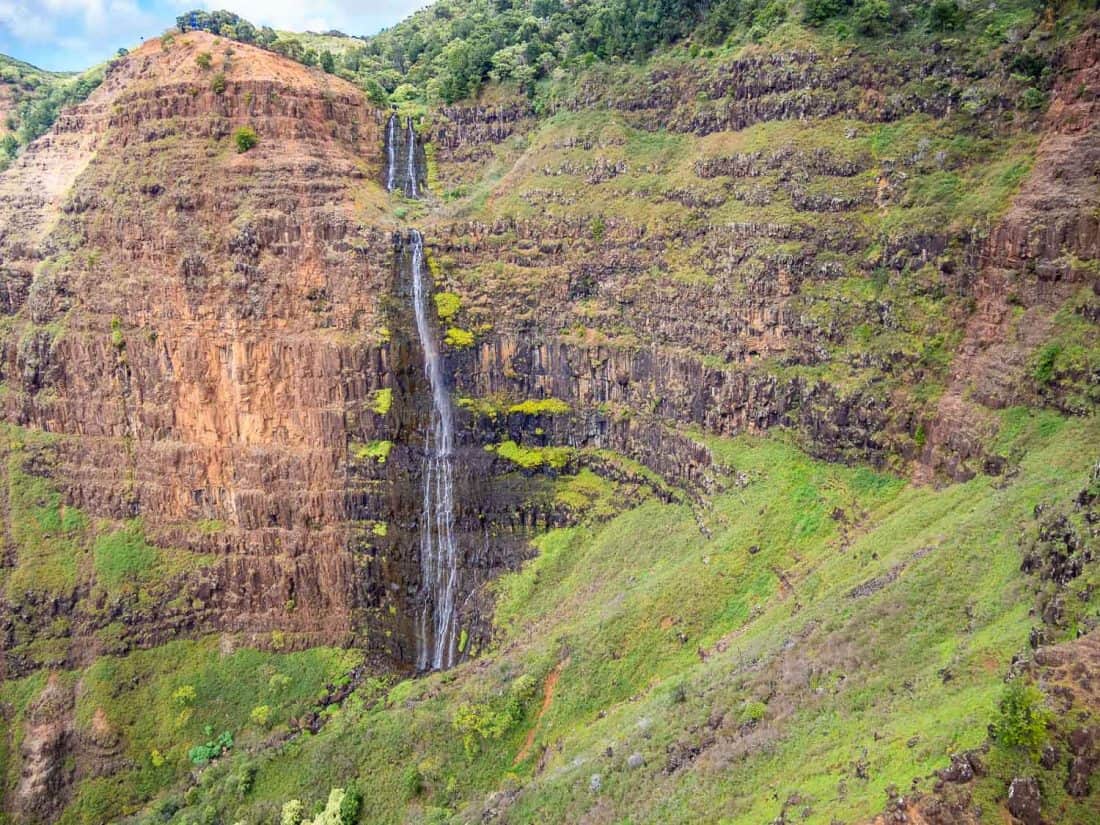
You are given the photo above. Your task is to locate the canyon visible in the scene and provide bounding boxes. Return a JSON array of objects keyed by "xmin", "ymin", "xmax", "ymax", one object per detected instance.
[{"xmin": 0, "ymin": 3, "xmax": 1097, "ymax": 824}]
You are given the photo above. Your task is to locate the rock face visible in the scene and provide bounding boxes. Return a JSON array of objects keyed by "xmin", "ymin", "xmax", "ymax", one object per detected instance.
[
  {"xmin": 920, "ymin": 27, "xmax": 1100, "ymax": 480},
  {"xmin": 0, "ymin": 4, "xmax": 1098, "ymax": 722},
  {"xmin": 0, "ymin": 32, "xmax": 393, "ymax": 668}
]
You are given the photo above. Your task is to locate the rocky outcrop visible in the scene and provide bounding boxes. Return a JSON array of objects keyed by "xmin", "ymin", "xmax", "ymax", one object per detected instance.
[{"xmin": 919, "ymin": 27, "xmax": 1100, "ymax": 481}]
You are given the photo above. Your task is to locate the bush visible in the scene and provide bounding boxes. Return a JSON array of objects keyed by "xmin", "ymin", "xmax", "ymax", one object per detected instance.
[
  {"xmin": 234, "ymin": 126, "xmax": 258, "ymax": 153},
  {"xmin": 211, "ymin": 72, "xmax": 226, "ymax": 94},
  {"xmin": 1022, "ymin": 87, "xmax": 1047, "ymax": 111},
  {"xmin": 188, "ymin": 730, "xmax": 234, "ymax": 765},
  {"xmin": 249, "ymin": 704, "xmax": 271, "ymax": 727},
  {"xmin": 195, "ymin": 51, "xmax": 212, "ymax": 70},
  {"xmin": 993, "ymin": 680, "xmax": 1051, "ymax": 755},
  {"xmin": 928, "ymin": 0, "xmax": 961, "ymax": 31},
  {"xmin": 1033, "ymin": 343, "xmax": 1062, "ymax": 385},
  {"xmin": 853, "ymin": 0, "xmax": 891, "ymax": 35},
  {"xmin": 804, "ymin": 0, "xmax": 850, "ymax": 25}
]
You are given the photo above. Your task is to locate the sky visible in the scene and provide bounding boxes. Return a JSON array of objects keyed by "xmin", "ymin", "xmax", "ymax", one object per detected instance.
[{"xmin": 0, "ymin": 1, "xmax": 431, "ymax": 72}]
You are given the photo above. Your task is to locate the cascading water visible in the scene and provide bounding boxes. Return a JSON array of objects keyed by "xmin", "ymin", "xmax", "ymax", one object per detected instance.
[
  {"xmin": 385, "ymin": 114, "xmax": 397, "ymax": 192},
  {"xmin": 407, "ymin": 230, "xmax": 460, "ymax": 671},
  {"xmin": 383, "ymin": 113, "xmax": 424, "ymax": 198},
  {"xmin": 404, "ymin": 118, "xmax": 419, "ymax": 198}
]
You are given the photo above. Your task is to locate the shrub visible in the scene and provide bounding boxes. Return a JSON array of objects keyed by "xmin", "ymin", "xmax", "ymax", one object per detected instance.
[
  {"xmin": 401, "ymin": 765, "xmax": 423, "ymax": 800},
  {"xmin": 172, "ymin": 684, "xmax": 197, "ymax": 706},
  {"xmin": 993, "ymin": 680, "xmax": 1051, "ymax": 755},
  {"xmin": 1033, "ymin": 343, "xmax": 1062, "ymax": 385},
  {"xmin": 188, "ymin": 730, "xmax": 234, "ymax": 765},
  {"xmin": 444, "ymin": 326, "xmax": 475, "ymax": 348},
  {"xmin": 508, "ymin": 398, "xmax": 571, "ymax": 416},
  {"xmin": 211, "ymin": 73, "xmax": 226, "ymax": 94},
  {"xmin": 928, "ymin": 0, "xmax": 961, "ymax": 31},
  {"xmin": 195, "ymin": 52, "xmax": 212, "ymax": 70},
  {"xmin": 804, "ymin": 0, "xmax": 850, "ymax": 25},
  {"xmin": 853, "ymin": 0, "xmax": 891, "ymax": 34},
  {"xmin": 370, "ymin": 387, "xmax": 392, "ymax": 415},
  {"xmin": 353, "ymin": 440, "xmax": 392, "ymax": 463},
  {"xmin": 1021, "ymin": 87, "xmax": 1046, "ymax": 110},
  {"xmin": 434, "ymin": 291, "xmax": 461, "ymax": 321},
  {"xmin": 740, "ymin": 700, "xmax": 767, "ymax": 724},
  {"xmin": 234, "ymin": 126, "xmax": 258, "ymax": 153},
  {"xmin": 589, "ymin": 215, "xmax": 606, "ymax": 242},
  {"xmin": 281, "ymin": 799, "xmax": 305, "ymax": 825},
  {"xmin": 249, "ymin": 704, "xmax": 271, "ymax": 727}
]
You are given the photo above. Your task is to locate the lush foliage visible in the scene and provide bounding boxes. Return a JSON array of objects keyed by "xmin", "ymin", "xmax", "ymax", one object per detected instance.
[
  {"xmin": 992, "ymin": 680, "xmax": 1052, "ymax": 755},
  {"xmin": 234, "ymin": 125, "xmax": 259, "ymax": 152}
]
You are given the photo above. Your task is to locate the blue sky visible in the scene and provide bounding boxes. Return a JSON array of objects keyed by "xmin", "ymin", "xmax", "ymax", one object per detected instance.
[{"xmin": 0, "ymin": 1, "xmax": 430, "ymax": 72}]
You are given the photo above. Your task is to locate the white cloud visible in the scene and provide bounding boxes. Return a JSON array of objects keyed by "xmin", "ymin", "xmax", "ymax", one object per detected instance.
[
  {"xmin": 0, "ymin": 0, "xmax": 431, "ymax": 71},
  {"xmin": 197, "ymin": 1, "xmax": 429, "ymax": 35},
  {"xmin": 0, "ymin": 0, "xmax": 153, "ymax": 43}
]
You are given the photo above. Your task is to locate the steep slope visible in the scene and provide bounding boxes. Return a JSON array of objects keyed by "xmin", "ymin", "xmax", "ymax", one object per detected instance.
[
  {"xmin": 0, "ymin": 31, "xmax": 391, "ymax": 674},
  {"xmin": 0, "ymin": 3, "xmax": 1098, "ymax": 825}
]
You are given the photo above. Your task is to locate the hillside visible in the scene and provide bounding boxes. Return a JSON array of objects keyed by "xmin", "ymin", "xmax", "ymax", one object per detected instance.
[{"xmin": 0, "ymin": 2, "xmax": 1098, "ymax": 824}]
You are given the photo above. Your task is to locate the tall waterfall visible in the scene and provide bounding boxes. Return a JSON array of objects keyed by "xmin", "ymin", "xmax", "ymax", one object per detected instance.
[
  {"xmin": 383, "ymin": 114, "xmax": 425, "ymax": 198},
  {"xmin": 407, "ymin": 230, "xmax": 460, "ymax": 671},
  {"xmin": 385, "ymin": 114, "xmax": 397, "ymax": 192}
]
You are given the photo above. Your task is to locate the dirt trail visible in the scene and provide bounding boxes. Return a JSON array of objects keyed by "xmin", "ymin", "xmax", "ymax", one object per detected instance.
[{"xmin": 515, "ymin": 657, "xmax": 568, "ymax": 764}]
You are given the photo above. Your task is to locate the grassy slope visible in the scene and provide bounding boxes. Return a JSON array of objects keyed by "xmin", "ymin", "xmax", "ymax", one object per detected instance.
[{"xmin": 86, "ymin": 411, "xmax": 1096, "ymax": 825}]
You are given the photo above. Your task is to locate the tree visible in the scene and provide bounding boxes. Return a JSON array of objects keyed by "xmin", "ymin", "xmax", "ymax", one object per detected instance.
[
  {"xmin": 993, "ymin": 680, "xmax": 1052, "ymax": 755},
  {"xmin": 928, "ymin": 0, "xmax": 961, "ymax": 31},
  {"xmin": 320, "ymin": 50, "xmax": 336, "ymax": 74},
  {"xmin": 1, "ymin": 134, "xmax": 18, "ymax": 159},
  {"xmin": 804, "ymin": 0, "xmax": 850, "ymax": 25},
  {"xmin": 853, "ymin": 0, "xmax": 891, "ymax": 35}
]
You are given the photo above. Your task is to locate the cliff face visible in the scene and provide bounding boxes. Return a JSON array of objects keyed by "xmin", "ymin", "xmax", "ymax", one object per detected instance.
[
  {"xmin": 2, "ymin": 19, "xmax": 1099, "ymax": 677},
  {"xmin": 0, "ymin": 9, "xmax": 1098, "ymax": 825},
  {"xmin": 920, "ymin": 27, "xmax": 1100, "ymax": 479},
  {"xmin": 0, "ymin": 32, "xmax": 393, "ymax": 672}
]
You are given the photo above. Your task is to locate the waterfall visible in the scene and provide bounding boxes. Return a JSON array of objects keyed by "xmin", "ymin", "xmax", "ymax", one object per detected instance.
[
  {"xmin": 404, "ymin": 118, "xmax": 419, "ymax": 198},
  {"xmin": 407, "ymin": 230, "xmax": 459, "ymax": 671},
  {"xmin": 385, "ymin": 114, "xmax": 397, "ymax": 192},
  {"xmin": 383, "ymin": 113, "xmax": 424, "ymax": 198}
]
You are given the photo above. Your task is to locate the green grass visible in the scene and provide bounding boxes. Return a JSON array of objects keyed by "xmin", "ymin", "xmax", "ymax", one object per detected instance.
[
  {"xmin": 56, "ymin": 638, "xmax": 360, "ymax": 825},
  {"xmin": 95, "ymin": 415, "xmax": 1099, "ymax": 824}
]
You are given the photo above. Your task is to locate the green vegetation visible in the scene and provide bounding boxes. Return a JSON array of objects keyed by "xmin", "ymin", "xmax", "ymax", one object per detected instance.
[
  {"xmin": 370, "ymin": 387, "xmax": 393, "ymax": 415},
  {"xmin": 992, "ymin": 680, "xmax": 1051, "ymax": 756},
  {"xmin": 508, "ymin": 398, "xmax": 571, "ymax": 416},
  {"xmin": 90, "ymin": 417, "xmax": 1097, "ymax": 824},
  {"xmin": 234, "ymin": 125, "xmax": 259, "ymax": 152},
  {"xmin": 444, "ymin": 326, "xmax": 475, "ymax": 348},
  {"xmin": 93, "ymin": 522, "xmax": 159, "ymax": 592},
  {"xmin": 0, "ymin": 55, "xmax": 104, "ymax": 162},
  {"xmin": 491, "ymin": 439, "xmax": 573, "ymax": 470},
  {"xmin": 434, "ymin": 291, "xmax": 461, "ymax": 320},
  {"xmin": 352, "ymin": 440, "xmax": 393, "ymax": 463}
]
